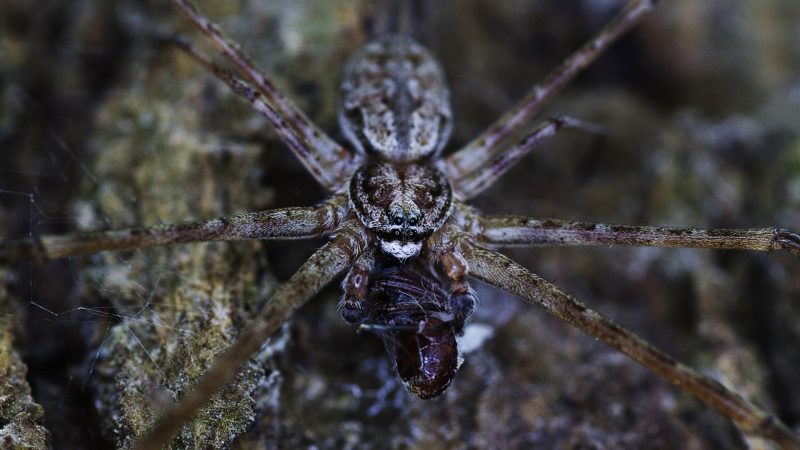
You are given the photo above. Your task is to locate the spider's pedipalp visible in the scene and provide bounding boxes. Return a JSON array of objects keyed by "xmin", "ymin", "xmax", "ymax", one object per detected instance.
[
  {"xmin": 440, "ymin": 247, "xmax": 476, "ymax": 333},
  {"xmin": 170, "ymin": 0, "xmax": 355, "ymax": 191},
  {"xmin": 133, "ymin": 220, "xmax": 367, "ymax": 450},
  {"xmin": 464, "ymin": 244, "xmax": 800, "ymax": 448},
  {"xmin": 339, "ymin": 251, "xmax": 375, "ymax": 324},
  {"xmin": 0, "ymin": 196, "xmax": 348, "ymax": 263}
]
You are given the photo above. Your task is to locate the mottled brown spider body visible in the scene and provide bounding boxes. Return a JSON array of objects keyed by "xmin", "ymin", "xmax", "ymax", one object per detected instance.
[
  {"xmin": 340, "ymin": 35, "xmax": 452, "ymax": 161},
  {"xmin": 343, "ymin": 34, "xmax": 456, "ymax": 261},
  {"xmin": 2, "ymin": 0, "xmax": 800, "ymax": 448},
  {"xmin": 348, "ymin": 161, "xmax": 453, "ymax": 260}
]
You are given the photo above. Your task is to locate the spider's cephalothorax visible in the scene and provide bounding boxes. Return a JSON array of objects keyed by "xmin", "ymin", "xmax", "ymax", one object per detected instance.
[
  {"xmin": 348, "ymin": 161, "xmax": 453, "ymax": 260},
  {"xmin": 339, "ymin": 35, "xmax": 452, "ymax": 162}
]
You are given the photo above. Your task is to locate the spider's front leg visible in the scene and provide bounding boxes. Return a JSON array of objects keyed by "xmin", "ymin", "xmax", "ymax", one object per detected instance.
[
  {"xmin": 170, "ymin": 0, "xmax": 355, "ymax": 190},
  {"xmin": 443, "ymin": 0, "xmax": 657, "ymax": 183},
  {"xmin": 463, "ymin": 244, "xmax": 800, "ymax": 449},
  {"xmin": 0, "ymin": 195, "xmax": 349, "ymax": 264}
]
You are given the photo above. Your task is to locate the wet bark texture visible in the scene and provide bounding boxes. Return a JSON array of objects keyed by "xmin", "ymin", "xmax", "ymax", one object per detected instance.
[{"xmin": 1, "ymin": 0, "xmax": 800, "ymax": 449}]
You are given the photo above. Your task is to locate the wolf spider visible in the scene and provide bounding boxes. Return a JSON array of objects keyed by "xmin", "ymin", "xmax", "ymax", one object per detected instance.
[{"xmin": 1, "ymin": 0, "xmax": 800, "ymax": 448}]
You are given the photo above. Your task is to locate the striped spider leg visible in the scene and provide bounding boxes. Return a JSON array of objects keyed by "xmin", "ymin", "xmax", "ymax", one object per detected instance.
[
  {"xmin": 0, "ymin": 197, "xmax": 348, "ymax": 263},
  {"xmin": 169, "ymin": 0, "xmax": 357, "ymax": 191},
  {"xmin": 433, "ymin": 207, "xmax": 800, "ymax": 447},
  {"xmin": 0, "ymin": 195, "xmax": 365, "ymax": 445},
  {"xmin": 442, "ymin": 0, "xmax": 659, "ymax": 193}
]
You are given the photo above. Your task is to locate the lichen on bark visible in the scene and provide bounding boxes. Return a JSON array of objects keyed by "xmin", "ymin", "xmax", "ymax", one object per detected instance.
[{"xmin": 0, "ymin": 274, "xmax": 50, "ymax": 450}]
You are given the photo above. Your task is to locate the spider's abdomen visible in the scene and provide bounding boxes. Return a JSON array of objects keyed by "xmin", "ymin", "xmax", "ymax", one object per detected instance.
[
  {"xmin": 339, "ymin": 35, "xmax": 452, "ymax": 162},
  {"xmin": 349, "ymin": 162, "xmax": 452, "ymax": 259}
]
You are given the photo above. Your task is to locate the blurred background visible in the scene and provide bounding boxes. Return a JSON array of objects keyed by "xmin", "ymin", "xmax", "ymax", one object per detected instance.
[{"xmin": 1, "ymin": 0, "xmax": 800, "ymax": 448}]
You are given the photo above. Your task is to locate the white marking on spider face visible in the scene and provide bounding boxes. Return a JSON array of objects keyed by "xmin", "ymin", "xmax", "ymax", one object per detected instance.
[{"xmin": 380, "ymin": 239, "xmax": 422, "ymax": 260}]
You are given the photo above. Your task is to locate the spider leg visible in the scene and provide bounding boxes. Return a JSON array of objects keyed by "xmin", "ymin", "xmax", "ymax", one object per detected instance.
[
  {"xmin": 476, "ymin": 215, "xmax": 800, "ymax": 256},
  {"xmin": 443, "ymin": 0, "xmax": 657, "ymax": 181},
  {"xmin": 450, "ymin": 117, "xmax": 599, "ymax": 199},
  {"xmin": 170, "ymin": 0, "xmax": 355, "ymax": 191},
  {"xmin": 132, "ymin": 221, "xmax": 367, "ymax": 450},
  {"xmin": 464, "ymin": 244, "xmax": 800, "ymax": 449},
  {"xmin": 0, "ymin": 195, "xmax": 348, "ymax": 263}
]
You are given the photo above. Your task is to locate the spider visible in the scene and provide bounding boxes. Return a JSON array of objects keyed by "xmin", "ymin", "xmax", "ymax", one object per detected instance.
[{"xmin": 2, "ymin": 0, "xmax": 800, "ymax": 448}]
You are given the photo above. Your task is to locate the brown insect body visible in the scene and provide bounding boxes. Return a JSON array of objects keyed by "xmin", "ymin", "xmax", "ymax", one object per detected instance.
[{"xmin": 363, "ymin": 261, "xmax": 460, "ymax": 400}]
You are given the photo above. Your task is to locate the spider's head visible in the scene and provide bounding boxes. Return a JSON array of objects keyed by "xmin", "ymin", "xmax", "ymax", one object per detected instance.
[{"xmin": 349, "ymin": 162, "xmax": 452, "ymax": 260}]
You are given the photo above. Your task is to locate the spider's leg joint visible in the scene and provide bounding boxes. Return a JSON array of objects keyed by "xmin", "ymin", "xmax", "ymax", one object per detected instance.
[
  {"xmin": 773, "ymin": 229, "xmax": 800, "ymax": 256},
  {"xmin": 548, "ymin": 115, "xmax": 606, "ymax": 135}
]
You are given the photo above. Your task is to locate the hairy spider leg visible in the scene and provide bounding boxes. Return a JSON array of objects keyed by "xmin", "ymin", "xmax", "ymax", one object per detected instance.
[
  {"xmin": 134, "ymin": 222, "xmax": 367, "ymax": 450},
  {"xmin": 171, "ymin": 0, "xmax": 355, "ymax": 191},
  {"xmin": 476, "ymin": 215, "xmax": 800, "ymax": 256},
  {"xmin": 449, "ymin": 117, "xmax": 597, "ymax": 200},
  {"xmin": 465, "ymin": 245, "xmax": 800, "ymax": 449},
  {"xmin": 0, "ymin": 196, "xmax": 349, "ymax": 263},
  {"xmin": 443, "ymin": 0, "xmax": 658, "ymax": 182}
]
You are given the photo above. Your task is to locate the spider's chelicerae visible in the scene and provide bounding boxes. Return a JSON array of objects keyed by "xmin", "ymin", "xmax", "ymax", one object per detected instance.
[{"xmin": 2, "ymin": 0, "xmax": 800, "ymax": 448}]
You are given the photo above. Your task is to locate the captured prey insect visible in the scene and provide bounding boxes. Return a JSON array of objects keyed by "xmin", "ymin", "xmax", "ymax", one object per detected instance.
[
  {"xmin": 359, "ymin": 259, "xmax": 462, "ymax": 400},
  {"xmin": 1, "ymin": 0, "xmax": 800, "ymax": 448}
]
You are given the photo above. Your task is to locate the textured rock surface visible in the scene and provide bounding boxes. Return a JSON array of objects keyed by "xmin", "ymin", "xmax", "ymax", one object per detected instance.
[{"xmin": 1, "ymin": 0, "xmax": 800, "ymax": 448}]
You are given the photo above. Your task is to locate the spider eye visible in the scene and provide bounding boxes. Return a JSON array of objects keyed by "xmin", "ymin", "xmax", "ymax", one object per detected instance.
[
  {"xmin": 393, "ymin": 216, "xmax": 404, "ymax": 225},
  {"xmin": 408, "ymin": 217, "xmax": 418, "ymax": 226},
  {"xmin": 393, "ymin": 229, "xmax": 401, "ymax": 236}
]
